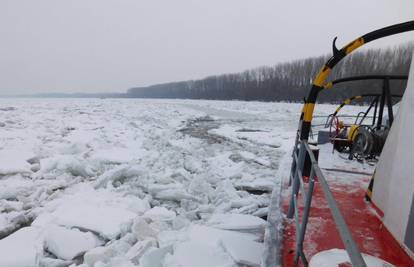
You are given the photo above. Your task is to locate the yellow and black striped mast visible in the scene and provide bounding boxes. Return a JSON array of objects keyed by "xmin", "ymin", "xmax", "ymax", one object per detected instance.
[{"xmin": 299, "ymin": 20, "xmax": 414, "ymax": 141}]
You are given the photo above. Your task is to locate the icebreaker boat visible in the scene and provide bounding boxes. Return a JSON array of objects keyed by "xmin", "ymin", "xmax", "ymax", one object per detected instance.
[{"xmin": 263, "ymin": 21, "xmax": 414, "ymax": 267}]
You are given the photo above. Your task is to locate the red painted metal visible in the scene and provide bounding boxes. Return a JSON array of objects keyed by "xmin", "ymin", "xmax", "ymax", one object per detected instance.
[{"xmin": 281, "ymin": 175, "xmax": 414, "ymax": 266}]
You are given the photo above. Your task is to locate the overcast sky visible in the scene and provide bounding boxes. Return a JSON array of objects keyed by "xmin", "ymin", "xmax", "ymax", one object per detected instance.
[{"xmin": 1, "ymin": 0, "xmax": 413, "ymax": 94}]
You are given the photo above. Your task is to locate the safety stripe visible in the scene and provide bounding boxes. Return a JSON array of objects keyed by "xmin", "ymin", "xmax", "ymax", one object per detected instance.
[
  {"xmin": 333, "ymin": 95, "xmax": 363, "ymax": 116},
  {"xmin": 365, "ymin": 173, "xmax": 375, "ymax": 201},
  {"xmin": 313, "ymin": 66, "xmax": 331, "ymax": 87},
  {"xmin": 345, "ymin": 95, "xmax": 363, "ymax": 104},
  {"xmin": 345, "ymin": 38, "xmax": 365, "ymax": 54},
  {"xmin": 303, "ymin": 103, "xmax": 315, "ymax": 122},
  {"xmin": 300, "ymin": 121, "xmax": 311, "ymax": 140},
  {"xmin": 324, "ymin": 82, "xmax": 333, "ymax": 89},
  {"xmin": 334, "ymin": 104, "xmax": 344, "ymax": 114}
]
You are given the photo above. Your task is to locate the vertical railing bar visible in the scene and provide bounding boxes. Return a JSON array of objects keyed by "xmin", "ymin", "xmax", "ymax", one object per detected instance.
[
  {"xmin": 289, "ymin": 173, "xmax": 294, "ymax": 186},
  {"xmin": 289, "ymin": 142, "xmax": 299, "ymax": 186},
  {"xmin": 293, "ymin": 151, "xmax": 299, "ymax": 163},
  {"xmin": 299, "ymin": 171, "xmax": 307, "ymax": 204},
  {"xmin": 303, "ymin": 142, "xmax": 317, "ymax": 163},
  {"xmin": 293, "ymin": 196, "xmax": 301, "ymax": 267},
  {"xmin": 288, "ymin": 142, "xmax": 306, "ymax": 218},
  {"xmin": 313, "ymin": 165, "xmax": 367, "ymax": 267},
  {"xmin": 293, "ymin": 196, "xmax": 300, "ymax": 236},
  {"xmin": 294, "ymin": 167, "xmax": 315, "ymax": 267},
  {"xmin": 298, "ymin": 250, "xmax": 309, "ymax": 267},
  {"xmin": 290, "ymin": 151, "xmax": 299, "ymax": 183}
]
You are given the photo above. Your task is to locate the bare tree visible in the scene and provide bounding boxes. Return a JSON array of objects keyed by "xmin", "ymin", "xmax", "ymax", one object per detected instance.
[{"xmin": 127, "ymin": 43, "xmax": 413, "ymax": 103}]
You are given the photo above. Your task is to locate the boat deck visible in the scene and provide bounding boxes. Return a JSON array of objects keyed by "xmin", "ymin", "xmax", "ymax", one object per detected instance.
[{"xmin": 281, "ymin": 170, "xmax": 414, "ymax": 266}]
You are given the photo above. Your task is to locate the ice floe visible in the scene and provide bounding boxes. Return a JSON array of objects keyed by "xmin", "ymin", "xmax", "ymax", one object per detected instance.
[
  {"xmin": 44, "ymin": 225, "xmax": 103, "ymax": 260},
  {"xmin": 207, "ymin": 213, "xmax": 267, "ymax": 232},
  {"xmin": 0, "ymin": 227, "xmax": 41, "ymax": 267},
  {"xmin": 33, "ymin": 185, "xmax": 146, "ymax": 239}
]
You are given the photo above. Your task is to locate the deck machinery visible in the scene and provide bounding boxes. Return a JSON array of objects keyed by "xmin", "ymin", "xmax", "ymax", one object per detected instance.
[{"xmin": 318, "ymin": 75, "xmax": 407, "ymax": 161}]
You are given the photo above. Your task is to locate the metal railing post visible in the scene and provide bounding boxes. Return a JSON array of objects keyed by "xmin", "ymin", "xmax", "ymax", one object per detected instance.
[
  {"xmin": 289, "ymin": 130, "xmax": 301, "ymax": 186},
  {"xmin": 287, "ymin": 141, "xmax": 306, "ymax": 218},
  {"xmin": 294, "ymin": 166, "xmax": 315, "ymax": 267}
]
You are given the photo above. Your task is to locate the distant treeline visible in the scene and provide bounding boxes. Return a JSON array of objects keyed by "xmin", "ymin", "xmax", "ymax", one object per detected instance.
[{"xmin": 127, "ymin": 43, "xmax": 413, "ymax": 103}]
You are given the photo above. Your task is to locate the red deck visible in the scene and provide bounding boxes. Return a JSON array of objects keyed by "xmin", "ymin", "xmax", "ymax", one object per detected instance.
[{"xmin": 282, "ymin": 172, "xmax": 414, "ymax": 266}]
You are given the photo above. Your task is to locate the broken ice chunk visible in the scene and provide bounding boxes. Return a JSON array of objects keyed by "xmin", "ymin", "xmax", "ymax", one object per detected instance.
[
  {"xmin": 309, "ymin": 249, "xmax": 395, "ymax": 267},
  {"xmin": 131, "ymin": 217, "xmax": 158, "ymax": 240},
  {"xmin": 94, "ymin": 165, "xmax": 144, "ymax": 189},
  {"xmin": 188, "ymin": 225, "xmax": 259, "ymax": 246},
  {"xmin": 84, "ymin": 240, "xmax": 131, "ymax": 267},
  {"xmin": 211, "ymin": 180, "xmax": 241, "ymax": 207},
  {"xmin": 166, "ymin": 241, "xmax": 235, "ymax": 267},
  {"xmin": 139, "ymin": 245, "xmax": 173, "ymax": 267},
  {"xmin": 125, "ymin": 239, "xmax": 157, "ymax": 264},
  {"xmin": 33, "ymin": 186, "xmax": 140, "ymax": 240},
  {"xmin": 44, "ymin": 226, "xmax": 103, "ymax": 260},
  {"xmin": 39, "ymin": 155, "xmax": 95, "ymax": 178},
  {"xmin": 153, "ymin": 189, "xmax": 197, "ymax": 202},
  {"xmin": 207, "ymin": 213, "xmax": 267, "ymax": 232},
  {"xmin": 220, "ymin": 234, "xmax": 264, "ymax": 267},
  {"xmin": 143, "ymin": 207, "xmax": 176, "ymax": 222},
  {"xmin": 234, "ymin": 178, "xmax": 275, "ymax": 193},
  {"xmin": 90, "ymin": 147, "xmax": 148, "ymax": 164},
  {"xmin": 38, "ymin": 257, "xmax": 74, "ymax": 267},
  {"xmin": 183, "ymin": 156, "xmax": 203, "ymax": 174},
  {"xmin": 0, "ymin": 148, "xmax": 33, "ymax": 176},
  {"xmin": 0, "ymin": 227, "xmax": 41, "ymax": 267}
]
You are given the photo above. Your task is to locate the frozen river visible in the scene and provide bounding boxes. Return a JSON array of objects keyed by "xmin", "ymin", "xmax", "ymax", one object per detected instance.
[{"xmin": 0, "ymin": 99, "xmax": 366, "ymax": 267}]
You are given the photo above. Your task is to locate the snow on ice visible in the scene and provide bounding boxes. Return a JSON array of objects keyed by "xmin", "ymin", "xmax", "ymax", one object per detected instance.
[
  {"xmin": 0, "ymin": 226, "xmax": 41, "ymax": 267},
  {"xmin": 0, "ymin": 99, "xmax": 369, "ymax": 266},
  {"xmin": 45, "ymin": 225, "xmax": 104, "ymax": 260},
  {"xmin": 309, "ymin": 249, "xmax": 395, "ymax": 267}
]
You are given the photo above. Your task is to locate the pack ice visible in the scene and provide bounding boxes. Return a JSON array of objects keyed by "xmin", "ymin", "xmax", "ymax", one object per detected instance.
[{"xmin": 0, "ymin": 99, "xmax": 361, "ymax": 266}]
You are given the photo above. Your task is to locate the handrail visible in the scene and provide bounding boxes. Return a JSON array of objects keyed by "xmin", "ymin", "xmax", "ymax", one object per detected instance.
[
  {"xmin": 327, "ymin": 74, "xmax": 408, "ymax": 87},
  {"xmin": 288, "ymin": 140, "xmax": 367, "ymax": 266}
]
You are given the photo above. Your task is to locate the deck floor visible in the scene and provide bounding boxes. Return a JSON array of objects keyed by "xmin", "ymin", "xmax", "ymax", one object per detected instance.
[{"xmin": 281, "ymin": 172, "xmax": 414, "ymax": 266}]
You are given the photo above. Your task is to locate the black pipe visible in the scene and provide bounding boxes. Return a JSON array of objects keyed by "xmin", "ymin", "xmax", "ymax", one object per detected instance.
[
  {"xmin": 359, "ymin": 97, "xmax": 378, "ymax": 125},
  {"xmin": 372, "ymin": 96, "xmax": 379, "ymax": 126},
  {"xmin": 377, "ymin": 81, "xmax": 387, "ymax": 129},
  {"xmin": 385, "ymin": 78, "xmax": 394, "ymax": 126},
  {"xmin": 330, "ymin": 75, "xmax": 408, "ymax": 86}
]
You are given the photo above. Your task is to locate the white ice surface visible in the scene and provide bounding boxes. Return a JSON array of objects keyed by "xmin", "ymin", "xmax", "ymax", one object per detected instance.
[
  {"xmin": 143, "ymin": 207, "xmax": 176, "ymax": 222},
  {"xmin": 45, "ymin": 225, "xmax": 103, "ymax": 260},
  {"xmin": 221, "ymin": 234, "xmax": 264, "ymax": 267},
  {"xmin": 207, "ymin": 213, "xmax": 267, "ymax": 231},
  {"xmin": 0, "ymin": 227, "xmax": 41, "ymax": 267},
  {"xmin": 0, "ymin": 148, "xmax": 33, "ymax": 176},
  {"xmin": 166, "ymin": 240, "xmax": 236, "ymax": 267},
  {"xmin": 0, "ymin": 99, "xmax": 370, "ymax": 266},
  {"xmin": 139, "ymin": 245, "xmax": 173, "ymax": 267},
  {"xmin": 309, "ymin": 249, "xmax": 395, "ymax": 267},
  {"xmin": 33, "ymin": 185, "xmax": 145, "ymax": 240},
  {"xmin": 187, "ymin": 225, "xmax": 260, "ymax": 246}
]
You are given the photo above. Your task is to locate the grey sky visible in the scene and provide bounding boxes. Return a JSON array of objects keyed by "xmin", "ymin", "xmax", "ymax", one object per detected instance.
[{"xmin": 1, "ymin": 0, "xmax": 413, "ymax": 94}]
